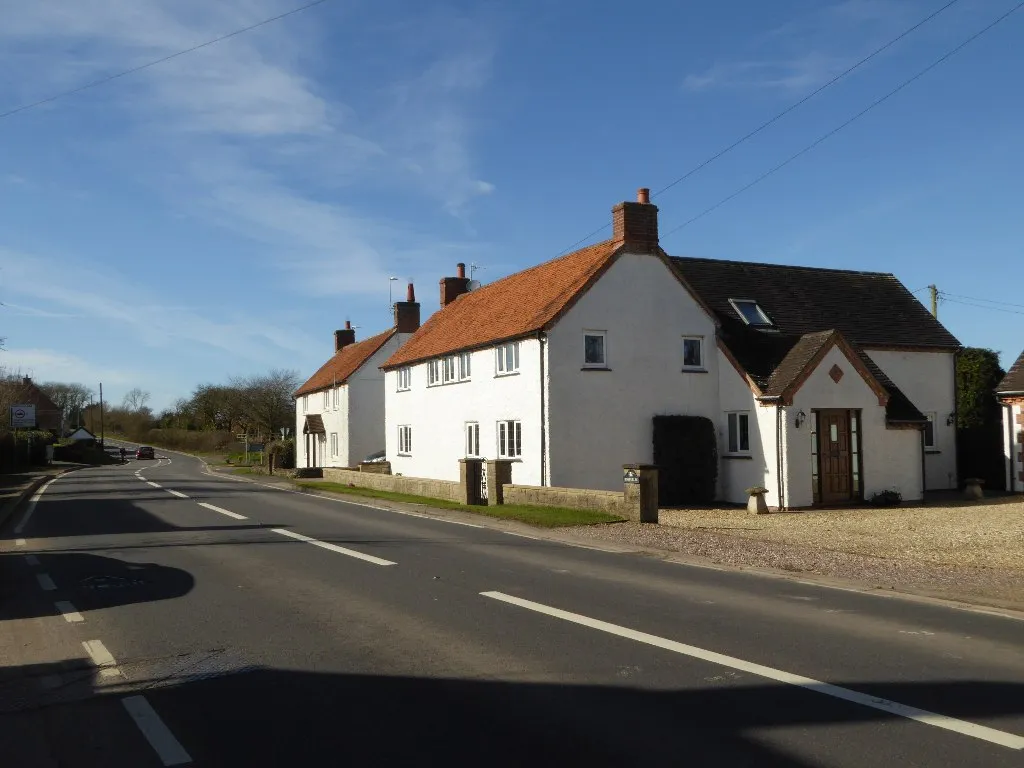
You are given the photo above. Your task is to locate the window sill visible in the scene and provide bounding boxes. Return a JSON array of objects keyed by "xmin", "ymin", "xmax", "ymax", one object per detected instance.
[
  {"xmin": 581, "ymin": 366, "xmax": 612, "ymax": 372},
  {"xmin": 681, "ymin": 367, "xmax": 708, "ymax": 374},
  {"xmin": 494, "ymin": 371, "xmax": 521, "ymax": 378},
  {"xmin": 925, "ymin": 449, "xmax": 941, "ymax": 454},
  {"xmin": 723, "ymin": 454, "xmax": 753, "ymax": 460},
  {"xmin": 397, "ymin": 454, "xmax": 411, "ymax": 458}
]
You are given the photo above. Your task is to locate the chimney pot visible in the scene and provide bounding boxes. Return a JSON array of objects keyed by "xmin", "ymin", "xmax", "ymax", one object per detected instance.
[
  {"xmin": 395, "ymin": 283, "xmax": 421, "ymax": 333},
  {"xmin": 345, "ymin": 320, "xmax": 351, "ymax": 330},
  {"xmin": 612, "ymin": 188, "xmax": 659, "ymax": 252},
  {"xmin": 457, "ymin": 262, "xmax": 466, "ymax": 279},
  {"xmin": 637, "ymin": 187, "xmax": 650, "ymax": 204},
  {"xmin": 406, "ymin": 283, "xmax": 415, "ymax": 302}
]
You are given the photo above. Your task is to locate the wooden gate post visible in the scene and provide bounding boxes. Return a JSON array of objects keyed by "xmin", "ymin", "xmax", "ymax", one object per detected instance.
[{"xmin": 623, "ymin": 464, "xmax": 658, "ymax": 523}]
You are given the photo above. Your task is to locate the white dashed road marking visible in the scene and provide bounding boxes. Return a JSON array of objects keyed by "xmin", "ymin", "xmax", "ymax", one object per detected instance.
[
  {"xmin": 272, "ymin": 528, "xmax": 396, "ymax": 566},
  {"xmin": 15, "ymin": 539, "xmax": 26, "ymax": 546},
  {"xmin": 24, "ymin": 554, "xmax": 40, "ymax": 566},
  {"xmin": 123, "ymin": 695, "xmax": 193, "ymax": 766},
  {"xmin": 197, "ymin": 502, "xmax": 247, "ymax": 520},
  {"xmin": 166, "ymin": 490, "xmax": 189, "ymax": 499},
  {"xmin": 146, "ymin": 482, "xmax": 162, "ymax": 488},
  {"xmin": 55, "ymin": 601, "xmax": 84, "ymax": 623},
  {"xmin": 481, "ymin": 591, "xmax": 1024, "ymax": 751},
  {"xmin": 36, "ymin": 573, "xmax": 56, "ymax": 591},
  {"xmin": 82, "ymin": 639, "xmax": 121, "ymax": 679}
]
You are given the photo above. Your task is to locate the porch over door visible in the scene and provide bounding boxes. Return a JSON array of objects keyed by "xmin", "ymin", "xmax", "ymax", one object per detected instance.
[{"xmin": 817, "ymin": 409, "xmax": 853, "ymax": 504}]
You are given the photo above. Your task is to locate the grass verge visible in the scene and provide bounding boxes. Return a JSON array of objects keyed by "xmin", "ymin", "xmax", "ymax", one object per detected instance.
[{"xmin": 295, "ymin": 481, "xmax": 624, "ymax": 527}]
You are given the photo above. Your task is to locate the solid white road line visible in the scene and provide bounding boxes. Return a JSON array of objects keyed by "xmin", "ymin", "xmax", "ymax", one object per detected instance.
[
  {"xmin": 123, "ymin": 695, "xmax": 192, "ymax": 766},
  {"xmin": 36, "ymin": 573, "xmax": 56, "ymax": 591},
  {"xmin": 82, "ymin": 640, "xmax": 121, "ymax": 679},
  {"xmin": 481, "ymin": 591, "xmax": 1024, "ymax": 751},
  {"xmin": 54, "ymin": 601, "xmax": 83, "ymax": 622},
  {"xmin": 13, "ymin": 477, "xmax": 57, "ymax": 534},
  {"xmin": 272, "ymin": 528, "xmax": 396, "ymax": 566},
  {"xmin": 24, "ymin": 554, "xmax": 40, "ymax": 566},
  {"xmin": 166, "ymin": 490, "xmax": 189, "ymax": 499},
  {"xmin": 15, "ymin": 539, "xmax": 26, "ymax": 546},
  {"xmin": 146, "ymin": 481, "xmax": 162, "ymax": 488},
  {"xmin": 196, "ymin": 502, "xmax": 247, "ymax": 520}
]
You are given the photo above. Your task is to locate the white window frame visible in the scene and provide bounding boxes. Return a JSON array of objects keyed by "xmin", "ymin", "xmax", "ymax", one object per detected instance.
[
  {"xmin": 397, "ymin": 367, "xmax": 411, "ymax": 391},
  {"xmin": 323, "ymin": 390, "xmax": 330, "ymax": 409},
  {"xmin": 465, "ymin": 422, "xmax": 480, "ymax": 457},
  {"xmin": 727, "ymin": 411, "xmax": 751, "ymax": 454},
  {"xmin": 682, "ymin": 336, "xmax": 704, "ymax": 370},
  {"xmin": 728, "ymin": 298, "xmax": 774, "ymax": 327},
  {"xmin": 496, "ymin": 342, "xmax": 520, "ymax": 376},
  {"xmin": 330, "ymin": 432, "xmax": 338, "ymax": 457},
  {"xmin": 302, "ymin": 395, "xmax": 307, "ymax": 413},
  {"xmin": 397, "ymin": 425, "xmax": 412, "ymax": 456},
  {"xmin": 924, "ymin": 412, "xmax": 937, "ymax": 449},
  {"xmin": 442, "ymin": 356, "xmax": 457, "ymax": 383},
  {"xmin": 583, "ymin": 330, "xmax": 607, "ymax": 368},
  {"xmin": 427, "ymin": 360, "xmax": 440, "ymax": 386},
  {"xmin": 332, "ymin": 387, "xmax": 339, "ymax": 410},
  {"xmin": 497, "ymin": 419, "xmax": 522, "ymax": 459},
  {"xmin": 459, "ymin": 352, "xmax": 472, "ymax": 381}
]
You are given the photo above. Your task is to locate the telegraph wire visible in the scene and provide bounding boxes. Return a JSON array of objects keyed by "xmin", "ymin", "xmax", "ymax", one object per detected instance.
[
  {"xmin": 659, "ymin": 0, "xmax": 1024, "ymax": 241},
  {"xmin": 554, "ymin": 0, "xmax": 964, "ymax": 255},
  {"xmin": 0, "ymin": 0, "xmax": 335, "ymax": 122},
  {"xmin": 939, "ymin": 291, "xmax": 1024, "ymax": 309}
]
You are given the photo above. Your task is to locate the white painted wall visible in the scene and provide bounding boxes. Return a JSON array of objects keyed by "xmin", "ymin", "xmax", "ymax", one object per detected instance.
[
  {"xmin": 546, "ymin": 251, "xmax": 719, "ymax": 491},
  {"xmin": 865, "ymin": 349, "xmax": 956, "ymax": 490},
  {"xmin": 296, "ymin": 333, "xmax": 407, "ymax": 468},
  {"xmin": 787, "ymin": 345, "xmax": 923, "ymax": 507},
  {"xmin": 717, "ymin": 352, "xmax": 775, "ymax": 505},
  {"xmin": 1004, "ymin": 402, "xmax": 1023, "ymax": 493},
  {"xmin": 385, "ymin": 338, "xmax": 543, "ymax": 485}
]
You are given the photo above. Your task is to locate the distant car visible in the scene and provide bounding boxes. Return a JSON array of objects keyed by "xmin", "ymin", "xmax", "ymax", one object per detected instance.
[
  {"xmin": 362, "ymin": 449, "xmax": 386, "ymax": 464},
  {"xmin": 136, "ymin": 446, "xmax": 155, "ymax": 460}
]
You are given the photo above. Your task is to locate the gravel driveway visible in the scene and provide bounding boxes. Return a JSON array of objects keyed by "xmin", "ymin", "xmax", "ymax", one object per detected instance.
[{"xmin": 563, "ymin": 496, "xmax": 1024, "ymax": 611}]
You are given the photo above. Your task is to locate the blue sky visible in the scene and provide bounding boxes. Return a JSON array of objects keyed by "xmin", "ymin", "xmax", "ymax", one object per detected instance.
[{"xmin": 1, "ymin": 0, "xmax": 1022, "ymax": 411}]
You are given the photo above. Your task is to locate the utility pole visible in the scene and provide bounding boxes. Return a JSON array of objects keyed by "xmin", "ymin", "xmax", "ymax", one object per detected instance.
[
  {"xmin": 928, "ymin": 285, "xmax": 938, "ymax": 319},
  {"xmin": 99, "ymin": 383, "xmax": 105, "ymax": 448}
]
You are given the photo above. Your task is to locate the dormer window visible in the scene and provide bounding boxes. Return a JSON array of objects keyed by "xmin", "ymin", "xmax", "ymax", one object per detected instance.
[{"xmin": 729, "ymin": 299, "xmax": 773, "ymax": 327}]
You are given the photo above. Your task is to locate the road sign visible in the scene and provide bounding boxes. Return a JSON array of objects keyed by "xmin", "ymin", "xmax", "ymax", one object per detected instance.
[{"xmin": 10, "ymin": 404, "xmax": 36, "ymax": 428}]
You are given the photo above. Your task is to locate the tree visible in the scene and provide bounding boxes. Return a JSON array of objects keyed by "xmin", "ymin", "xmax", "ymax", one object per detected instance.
[
  {"xmin": 39, "ymin": 382, "xmax": 94, "ymax": 431},
  {"xmin": 956, "ymin": 348, "xmax": 1006, "ymax": 489},
  {"xmin": 122, "ymin": 387, "xmax": 151, "ymax": 412},
  {"xmin": 230, "ymin": 369, "xmax": 299, "ymax": 437}
]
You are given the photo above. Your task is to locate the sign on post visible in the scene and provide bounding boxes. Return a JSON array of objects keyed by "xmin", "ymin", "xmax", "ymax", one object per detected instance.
[
  {"xmin": 623, "ymin": 468, "xmax": 639, "ymax": 485},
  {"xmin": 10, "ymin": 404, "xmax": 36, "ymax": 429}
]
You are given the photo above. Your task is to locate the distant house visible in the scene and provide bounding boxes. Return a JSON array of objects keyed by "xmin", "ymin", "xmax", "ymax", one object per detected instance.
[
  {"xmin": 380, "ymin": 188, "xmax": 961, "ymax": 510},
  {"xmin": 996, "ymin": 349, "xmax": 1024, "ymax": 493},
  {"xmin": 4, "ymin": 377, "xmax": 62, "ymax": 433},
  {"xmin": 294, "ymin": 286, "xmax": 420, "ymax": 469}
]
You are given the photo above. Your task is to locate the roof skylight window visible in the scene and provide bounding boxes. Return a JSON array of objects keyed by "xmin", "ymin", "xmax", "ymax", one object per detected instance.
[{"xmin": 729, "ymin": 299, "xmax": 773, "ymax": 327}]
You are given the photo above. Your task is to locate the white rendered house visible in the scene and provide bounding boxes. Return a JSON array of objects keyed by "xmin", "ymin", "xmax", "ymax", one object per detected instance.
[
  {"xmin": 997, "ymin": 350, "xmax": 1024, "ymax": 494},
  {"xmin": 295, "ymin": 288, "xmax": 419, "ymax": 468},
  {"xmin": 380, "ymin": 190, "xmax": 960, "ymax": 509}
]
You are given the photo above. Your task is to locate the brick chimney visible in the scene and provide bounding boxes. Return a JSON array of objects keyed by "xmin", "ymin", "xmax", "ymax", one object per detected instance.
[
  {"xmin": 612, "ymin": 187, "xmax": 659, "ymax": 252},
  {"xmin": 334, "ymin": 320, "xmax": 355, "ymax": 353},
  {"xmin": 394, "ymin": 282, "xmax": 421, "ymax": 334},
  {"xmin": 440, "ymin": 262, "xmax": 471, "ymax": 307}
]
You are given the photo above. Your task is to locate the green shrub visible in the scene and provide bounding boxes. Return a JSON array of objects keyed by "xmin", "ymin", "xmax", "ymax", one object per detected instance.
[{"xmin": 267, "ymin": 438, "xmax": 295, "ymax": 469}]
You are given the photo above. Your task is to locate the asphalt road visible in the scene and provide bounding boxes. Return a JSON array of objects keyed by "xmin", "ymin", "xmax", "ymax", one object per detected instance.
[{"xmin": 1, "ymin": 446, "xmax": 1022, "ymax": 767}]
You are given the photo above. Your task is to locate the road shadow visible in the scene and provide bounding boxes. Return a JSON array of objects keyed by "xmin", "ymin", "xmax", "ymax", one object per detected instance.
[
  {"xmin": 0, "ymin": 551, "xmax": 194, "ymax": 620},
  {"xmin": 3, "ymin": 659, "xmax": 1024, "ymax": 767}
]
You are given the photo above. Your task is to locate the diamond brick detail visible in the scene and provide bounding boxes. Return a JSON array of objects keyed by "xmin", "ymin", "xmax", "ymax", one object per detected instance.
[{"xmin": 829, "ymin": 364, "xmax": 844, "ymax": 383}]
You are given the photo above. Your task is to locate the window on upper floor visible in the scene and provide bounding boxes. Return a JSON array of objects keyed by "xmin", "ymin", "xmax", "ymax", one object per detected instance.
[
  {"xmin": 583, "ymin": 331, "xmax": 607, "ymax": 368},
  {"xmin": 397, "ymin": 367, "xmax": 411, "ymax": 391},
  {"xmin": 332, "ymin": 387, "xmax": 339, "ymax": 410},
  {"xmin": 465, "ymin": 422, "xmax": 480, "ymax": 458},
  {"xmin": 302, "ymin": 394, "xmax": 308, "ymax": 413},
  {"xmin": 443, "ymin": 356, "xmax": 457, "ymax": 383},
  {"xmin": 727, "ymin": 412, "xmax": 751, "ymax": 454},
  {"xmin": 497, "ymin": 419, "xmax": 522, "ymax": 459},
  {"xmin": 729, "ymin": 299, "xmax": 774, "ymax": 328},
  {"xmin": 397, "ymin": 425, "xmax": 412, "ymax": 456},
  {"xmin": 682, "ymin": 336, "xmax": 704, "ymax": 370},
  {"xmin": 459, "ymin": 352, "xmax": 472, "ymax": 380},
  {"xmin": 496, "ymin": 342, "xmax": 520, "ymax": 375},
  {"xmin": 427, "ymin": 360, "xmax": 440, "ymax": 386},
  {"xmin": 924, "ymin": 412, "xmax": 936, "ymax": 449},
  {"xmin": 323, "ymin": 390, "xmax": 330, "ymax": 409}
]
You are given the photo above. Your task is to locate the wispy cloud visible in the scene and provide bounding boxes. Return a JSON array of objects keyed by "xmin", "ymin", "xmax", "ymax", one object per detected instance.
[
  {"xmin": 684, "ymin": 0, "xmax": 914, "ymax": 93},
  {"xmin": 1, "ymin": 347, "xmax": 138, "ymax": 387}
]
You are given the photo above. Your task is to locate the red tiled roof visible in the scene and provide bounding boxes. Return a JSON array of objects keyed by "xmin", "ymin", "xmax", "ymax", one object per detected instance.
[
  {"xmin": 997, "ymin": 349, "xmax": 1024, "ymax": 394},
  {"xmin": 382, "ymin": 240, "xmax": 625, "ymax": 368},
  {"xmin": 295, "ymin": 328, "xmax": 396, "ymax": 397}
]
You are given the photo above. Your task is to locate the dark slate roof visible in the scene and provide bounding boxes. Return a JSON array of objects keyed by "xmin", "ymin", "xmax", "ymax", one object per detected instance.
[
  {"xmin": 303, "ymin": 414, "xmax": 326, "ymax": 434},
  {"xmin": 997, "ymin": 349, "xmax": 1024, "ymax": 394},
  {"xmin": 762, "ymin": 330, "xmax": 835, "ymax": 397},
  {"xmin": 670, "ymin": 257, "xmax": 960, "ymax": 349}
]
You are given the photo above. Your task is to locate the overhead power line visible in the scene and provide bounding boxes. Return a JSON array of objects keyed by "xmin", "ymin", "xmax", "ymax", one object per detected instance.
[
  {"xmin": 0, "ymin": 0, "xmax": 335, "ymax": 122},
  {"xmin": 555, "ymin": 0, "xmax": 964, "ymax": 255},
  {"xmin": 940, "ymin": 296, "xmax": 1024, "ymax": 316},
  {"xmin": 660, "ymin": 0, "xmax": 1024, "ymax": 241},
  {"xmin": 939, "ymin": 291, "xmax": 1024, "ymax": 309}
]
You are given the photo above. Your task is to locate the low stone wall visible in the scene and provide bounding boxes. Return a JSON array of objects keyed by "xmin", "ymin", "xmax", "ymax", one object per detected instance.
[
  {"xmin": 322, "ymin": 467, "xmax": 462, "ymax": 502},
  {"xmin": 503, "ymin": 484, "xmax": 629, "ymax": 516},
  {"xmin": 358, "ymin": 461, "xmax": 392, "ymax": 475}
]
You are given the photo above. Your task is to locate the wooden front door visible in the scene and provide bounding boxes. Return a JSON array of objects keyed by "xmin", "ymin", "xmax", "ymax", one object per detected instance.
[{"xmin": 817, "ymin": 410, "xmax": 853, "ymax": 504}]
